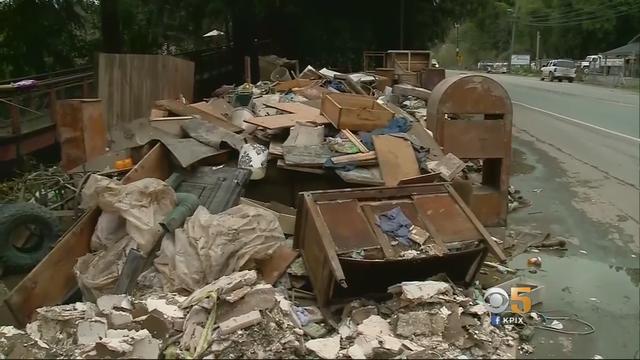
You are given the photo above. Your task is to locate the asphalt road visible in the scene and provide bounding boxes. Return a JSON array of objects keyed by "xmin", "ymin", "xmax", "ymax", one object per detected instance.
[{"xmin": 449, "ymin": 71, "xmax": 640, "ymax": 359}]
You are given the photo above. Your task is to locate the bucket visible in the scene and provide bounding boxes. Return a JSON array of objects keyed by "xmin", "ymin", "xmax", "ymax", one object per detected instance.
[
  {"xmin": 270, "ymin": 66, "xmax": 292, "ymax": 82},
  {"xmin": 231, "ymin": 107, "xmax": 258, "ymax": 134},
  {"xmin": 238, "ymin": 143, "xmax": 268, "ymax": 180}
]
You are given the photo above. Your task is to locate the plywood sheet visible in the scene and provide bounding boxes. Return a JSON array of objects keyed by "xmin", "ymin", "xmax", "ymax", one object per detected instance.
[
  {"xmin": 317, "ymin": 200, "xmax": 380, "ymax": 253},
  {"xmin": 246, "ymin": 113, "xmax": 329, "ymax": 130},
  {"xmin": 413, "ymin": 194, "xmax": 482, "ymax": 243},
  {"xmin": 372, "ymin": 135, "xmax": 420, "ymax": 186}
]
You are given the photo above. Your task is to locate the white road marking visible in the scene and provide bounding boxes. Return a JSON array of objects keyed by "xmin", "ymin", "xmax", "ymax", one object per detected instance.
[{"xmin": 513, "ymin": 101, "xmax": 640, "ymax": 143}]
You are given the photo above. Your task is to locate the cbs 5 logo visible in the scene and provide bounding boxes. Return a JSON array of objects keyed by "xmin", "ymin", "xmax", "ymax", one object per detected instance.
[{"xmin": 484, "ymin": 287, "xmax": 532, "ymax": 314}]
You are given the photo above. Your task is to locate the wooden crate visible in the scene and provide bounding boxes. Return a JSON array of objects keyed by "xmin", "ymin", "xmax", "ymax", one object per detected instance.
[{"xmin": 320, "ymin": 93, "xmax": 393, "ymax": 131}]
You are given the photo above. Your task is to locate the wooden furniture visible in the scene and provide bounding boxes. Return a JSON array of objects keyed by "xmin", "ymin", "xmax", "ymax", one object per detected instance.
[
  {"xmin": 320, "ymin": 93, "xmax": 393, "ymax": 131},
  {"xmin": 426, "ymin": 74, "xmax": 513, "ymax": 227},
  {"xmin": 56, "ymin": 99, "xmax": 108, "ymax": 170},
  {"xmin": 294, "ymin": 183, "xmax": 505, "ymax": 306}
]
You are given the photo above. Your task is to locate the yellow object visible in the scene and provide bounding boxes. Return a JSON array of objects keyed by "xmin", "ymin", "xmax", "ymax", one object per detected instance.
[{"xmin": 115, "ymin": 158, "xmax": 133, "ymax": 170}]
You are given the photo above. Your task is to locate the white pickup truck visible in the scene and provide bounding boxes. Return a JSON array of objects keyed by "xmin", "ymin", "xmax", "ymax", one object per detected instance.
[{"xmin": 540, "ymin": 59, "xmax": 576, "ymax": 82}]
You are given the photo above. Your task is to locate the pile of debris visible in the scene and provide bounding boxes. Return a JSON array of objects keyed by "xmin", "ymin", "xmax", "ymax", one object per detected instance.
[
  {"xmin": 1, "ymin": 270, "xmax": 521, "ymax": 359},
  {"xmin": 2, "ymin": 54, "xmax": 532, "ymax": 359}
]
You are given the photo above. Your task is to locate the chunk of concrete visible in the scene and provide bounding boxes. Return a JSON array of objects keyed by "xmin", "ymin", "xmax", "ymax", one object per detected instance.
[
  {"xmin": 97, "ymin": 295, "xmax": 133, "ymax": 313},
  {"xmin": 357, "ymin": 315, "xmax": 392, "ymax": 337},
  {"xmin": 108, "ymin": 310, "xmax": 133, "ymax": 329},
  {"xmin": 305, "ymin": 335, "xmax": 341, "ymax": 359},
  {"xmin": 354, "ymin": 335, "xmax": 378, "ymax": 357},
  {"xmin": 351, "ymin": 306, "xmax": 378, "ymax": 324},
  {"xmin": 347, "ymin": 344, "xmax": 367, "ymax": 359},
  {"xmin": 221, "ymin": 286, "xmax": 252, "ymax": 303},
  {"xmin": 180, "ymin": 270, "xmax": 258, "ymax": 308},
  {"xmin": 380, "ymin": 335, "xmax": 403, "ymax": 352},
  {"xmin": 388, "ymin": 281, "xmax": 452, "ymax": 303},
  {"xmin": 145, "ymin": 298, "xmax": 184, "ymax": 318},
  {"xmin": 218, "ymin": 310, "xmax": 262, "ymax": 335},
  {"xmin": 96, "ymin": 329, "xmax": 159, "ymax": 358},
  {"xmin": 339, "ymin": 319, "xmax": 357, "ymax": 339},
  {"xmin": 141, "ymin": 311, "xmax": 172, "ymax": 339},
  {"xmin": 76, "ymin": 318, "xmax": 108, "ymax": 345},
  {"xmin": 395, "ymin": 311, "xmax": 446, "ymax": 338}
]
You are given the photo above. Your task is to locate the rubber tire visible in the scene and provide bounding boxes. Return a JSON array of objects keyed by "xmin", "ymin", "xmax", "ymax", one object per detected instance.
[
  {"xmin": 548, "ymin": 72, "xmax": 554, "ymax": 82},
  {"xmin": 0, "ymin": 202, "xmax": 59, "ymax": 269},
  {"xmin": 540, "ymin": 77, "xmax": 545, "ymax": 81},
  {"xmin": 559, "ymin": 78, "xmax": 563, "ymax": 82},
  {"xmin": 568, "ymin": 78, "xmax": 574, "ymax": 83}
]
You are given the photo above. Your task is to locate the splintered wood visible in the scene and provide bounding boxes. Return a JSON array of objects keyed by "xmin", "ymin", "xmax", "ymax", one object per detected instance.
[{"xmin": 372, "ymin": 135, "xmax": 420, "ymax": 186}]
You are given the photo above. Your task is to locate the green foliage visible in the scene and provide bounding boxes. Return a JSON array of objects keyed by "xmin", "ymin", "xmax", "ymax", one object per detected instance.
[
  {"xmin": 0, "ymin": 0, "xmax": 99, "ymax": 78},
  {"xmin": 434, "ymin": 0, "xmax": 640, "ymax": 68}
]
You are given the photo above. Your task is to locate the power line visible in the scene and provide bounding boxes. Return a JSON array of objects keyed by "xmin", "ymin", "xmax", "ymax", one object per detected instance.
[
  {"xmin": 518, "ymin": 4, "xmax": 640, "ymax": 26},
  {"xmin": 525, "ymin": 0, "xmax": 631, "ymax": 21}
]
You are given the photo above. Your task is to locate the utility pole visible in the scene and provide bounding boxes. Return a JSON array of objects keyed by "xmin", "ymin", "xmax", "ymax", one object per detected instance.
[
  {"xmin": 455, "ymin": 23, "xmax": 460, "ymax": 67},
  {"xmin": 508, "ymin": 0, "xmax": 519, "ymax": 72},
  {"xmin": 535, "ymin": 31, "xmax": 541, "ymax": 70},
  {"xmin": 400, "ymin": 0, "xmax": 405, "ymax": 50}
]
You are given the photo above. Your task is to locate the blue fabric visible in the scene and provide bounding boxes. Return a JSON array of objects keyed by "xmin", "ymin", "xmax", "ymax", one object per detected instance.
[
  {"xmin": 324, "ymin": 158, "xmax": 356, "ymax": 171},
  {"xmin": 328, "ymin": 81, "xmax": 348, "ymax": 92},
  {"xmin": 376, "ymin": 207, "xmax": 413, "ymax": 245},
  {"xmin": 359, "ymin": 116, "xmax": 411, "ymax": 150}
]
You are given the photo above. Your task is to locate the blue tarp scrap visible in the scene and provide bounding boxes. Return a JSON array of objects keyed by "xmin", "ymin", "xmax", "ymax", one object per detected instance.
[
  {"xmin": 375, "ymin": 207, "xmax": 414, "ymax": 245},
  {"xmin": 358, "ymin": 116, "xmax": 411, "ymax": 150}
]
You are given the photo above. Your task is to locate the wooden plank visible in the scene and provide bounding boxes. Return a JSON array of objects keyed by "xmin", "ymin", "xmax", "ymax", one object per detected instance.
[
  {"xmin": 317, "ymin": 200, "xmax": 381, "ymax": 254},
  {"xmin": 149, "ymin": 115, "xmax": 194, "ymax": 121},
  {"xmin": 331, "ymin": 151, "xmax": 376, "ymax": 164},
  {"xmin": 245, "ymin": 113, "xmax": 330, "ymax": 130},
  {"xmin": 444, "ymin": 183, "xmax": 507, "ymax": 262},
  {"xmin": 257, "ymin": 245, "xmax": 299, "ymax": 284},
  {"xmin": 190, "ymin": 100, "xmax": 232, "ymax": 120},
  {"xmin": 264, "ymin": 102, "xmax": 322, "ymax": 116},
  {"xmin": 360, "ymin": 205, "xmax": 395, "ymax": 258},
  {"xmin": 310, "ymin": 183, "xmax": 447, "ymax": 202},
  {"xmin": 341, "ymin": 129, "xmax": 369, "ymax": 153},
  {"xmin": 155, "ymin": 99, "xmax": 242, "ymax": 133},
  {"xmin": 302, "ymin": 194, "xmax": 347, "ymax": 287},
  {"xmin": 397, "ymin": 173, "xmax": 441, "ymax": 185},
  {"xmin": 372, "ymin": 135, "xmax": 420, "ymax": 186},
  {"xmin": 277, "ymin": 159, "xmax": 326, "ymax": 174},
  {"xmin": 412, "ymin": 194, "xmax": 482, "ymax": 243}
]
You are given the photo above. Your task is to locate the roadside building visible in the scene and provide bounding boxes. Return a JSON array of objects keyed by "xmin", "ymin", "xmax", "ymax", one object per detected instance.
[{"xmin": 600, "ymin": 33, "xmax": 639, "ymax": 77}]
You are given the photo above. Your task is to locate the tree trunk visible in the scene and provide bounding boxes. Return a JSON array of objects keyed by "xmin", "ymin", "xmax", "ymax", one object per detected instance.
[{"xmin": 100, "ymin": 0, "xmax": 123, "ymax": 53}]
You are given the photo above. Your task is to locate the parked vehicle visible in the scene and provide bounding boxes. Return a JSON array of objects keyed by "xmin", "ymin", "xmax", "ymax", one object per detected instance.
[
  {"xmin": 579, "ymin": 55, "xmax": 602, "ymax": 73},
  {"xmin": 431, "ymin": 58, "xmax": 440, "ymax": 68},
  {"xmin": 487, "ymin": 63, "xmax": 508, "ymax": 73},
  {"xmin": 540, "ymin": 59, "xmax": 576, "ymax": 82}
]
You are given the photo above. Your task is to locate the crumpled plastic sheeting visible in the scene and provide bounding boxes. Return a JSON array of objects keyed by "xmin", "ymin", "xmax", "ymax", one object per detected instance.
[
  {"xmin": 81, "ymin": 174, "xmax": 176, "ymax": 254},
  {"xmin": 153, "ymin": 205, "xmax": 286, "ymax": 293},
  {"xmin": 75, "ymin": 175, "xmax": 176, "ymax": 300},
  {"xmin": 359, "ymin": 116, "xmax": 411, "ymax": 150}
]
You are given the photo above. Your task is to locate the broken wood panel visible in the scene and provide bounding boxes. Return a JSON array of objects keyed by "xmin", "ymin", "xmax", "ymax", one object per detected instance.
[
  {"xmin": 372, "ymin": 135, "xmax": 420, "ymax": 186},
  {"xmin": 412, "ymin": 194, "xmax": 482, "ymax": 243},
  {"xmin": 440, "ymin": 120, "xmax": 507, "ymax": 159},
  {"xmin": 245, "ymin": 113, "xmax": 329, "ymax": 130},
  {"xmin": 445, "ymin": 183, "xmax": 506, "ymax": 262},
  {"xmin": 310, "ymin": 183, "xmax": 448, "ymax": 202},
  {"xmin": 264, "ymin": 102, "xmax": 322, "ymax": 116},
  {"xmin": 155, "ymin": 99, "xmax": 242, "ymax": 133},
  {"xmin": 341, "ymin": 129, "xmax": 369, "ymax": 153},
  {"xmin": 56, "ymin": 99, "xmax": 108, "ymax": 171},
  {"xmin": 257, "ymin": 245, "xmax": 299, "ymax": 284},
  {"xmin": 5, "ymin": 143, "xmax": 171, "ymax": 327},
  {"xmin": 317, "ymin": 200, "xmax": 381, "ymax": 254},
  {"xmin": 277, "ymin": 159, "xmax": 326, "ymax": 174},
  {"xmin": 98, "ymin": 53, "xmax": 194, "ymax": 130},
  {"xmin": 190, "ymin": 100, "xmax": 233, "ymax": 120},
  {"xmin": 331, "ymin": 151, "xmax": 376, "ymax": 164},
  {"xmin": 397, "ymin": 173, "xmax": 441, "ymax": 185}
]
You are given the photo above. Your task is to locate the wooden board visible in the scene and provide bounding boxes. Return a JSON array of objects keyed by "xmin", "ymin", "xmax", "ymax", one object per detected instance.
[
  {"xmin": 397, "ymin": 173, "xmax": 441, "ymax": 185},
  {"xmin": 372, "ymin": 135, "xmax": 420, "ymax": 186},
  {"xmin": 98, "ymin": 53, "xmax": 195, "ymax": 131},
  {"xmin": 257, "ymin": 245, "xmax": 299, "ymax": 284},
  {"xmin": 331, "ymin": 151, "xmax": 376, "ymax": 164},
  {"xmin": 246, "ymin": 113, "xmax": 330, "ymax": 130},
  {"xmin": 155, "ymin": 99, "xmax": 242, "ymax": 133},
  {"xmin": 341, "ymin": 129, "xmax": 369, "ymax": 153},
  {"xmin": 412, "ymin": 194, "xmax": 482, "ymax": 243},
  {"xmin": 5, "ymin": 143, "xmax": 171, "ymax": 327},
  {"xmin": 57, "ymin": 99, "xmax": 108, "ymax": 171},
  {"xmin": 317, "ymin": 200, "xmax": 380, "ymax": 253},
  {"xmin": 264, "ymin": 102, "xmax": 322, "ymax": 117}
]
